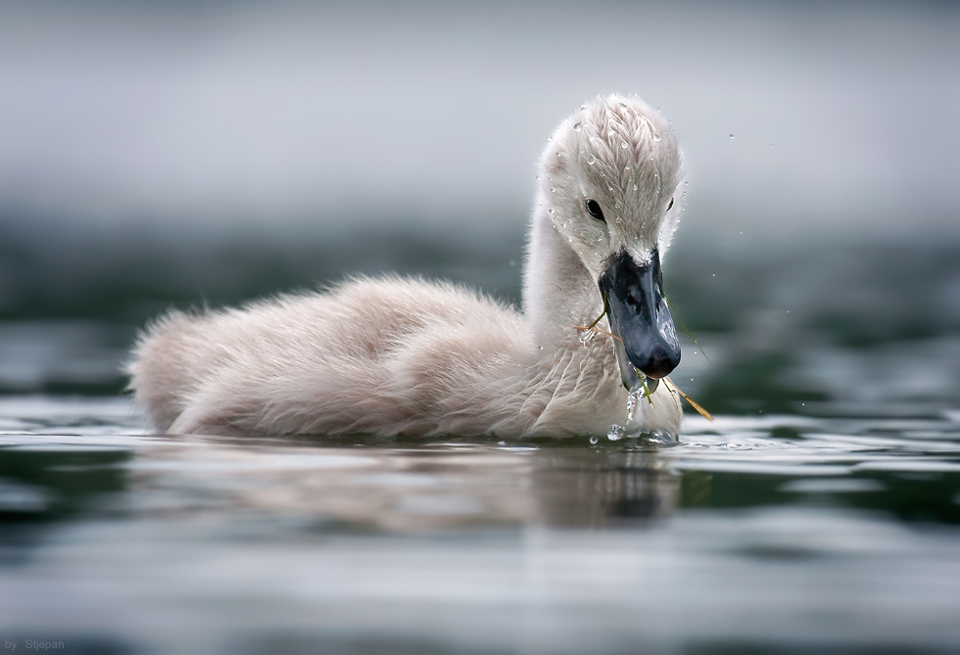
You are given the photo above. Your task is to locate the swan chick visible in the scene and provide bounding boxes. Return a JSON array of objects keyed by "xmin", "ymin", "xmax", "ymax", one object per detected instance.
[{"xmin": 127, "ymin": 94, "xmax": 687, "ymax": 438}]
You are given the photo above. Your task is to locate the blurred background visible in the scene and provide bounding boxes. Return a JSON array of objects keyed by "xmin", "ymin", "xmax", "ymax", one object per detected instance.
[{"xmin": 0, "ymin": 0, "xmax": 958, "ymax": 416}]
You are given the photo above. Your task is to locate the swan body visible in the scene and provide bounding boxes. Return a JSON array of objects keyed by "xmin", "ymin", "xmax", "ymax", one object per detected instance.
[{"xmin": 128, "ymin": 94, "xmax": 687, "ymax": 438}]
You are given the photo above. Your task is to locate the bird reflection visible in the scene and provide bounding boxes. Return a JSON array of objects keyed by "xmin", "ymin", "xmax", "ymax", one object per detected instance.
[
  {"xmin": 530, "ymin": 448, "xmax": 679, "ymax": 528},
  {"xmin": 126, "ymin": 436, "xmax": 681, "ymax": 533}
]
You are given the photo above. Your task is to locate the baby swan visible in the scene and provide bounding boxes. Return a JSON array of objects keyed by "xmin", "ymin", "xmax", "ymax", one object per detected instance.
[{"xmin": 127, "ymin": 94, "xmax": 687, "ymax": 438}]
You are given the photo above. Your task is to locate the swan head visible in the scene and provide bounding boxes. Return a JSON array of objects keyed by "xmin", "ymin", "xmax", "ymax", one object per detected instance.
[{"xmin": 540, "ymin": 94, "xmax": 684, "ymax": 389}]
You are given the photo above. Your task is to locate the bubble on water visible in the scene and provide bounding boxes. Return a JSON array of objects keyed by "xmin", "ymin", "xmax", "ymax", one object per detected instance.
[
  {"xmin": 587, "ymin": 155, "xmax": 597, "ymax": 165},
  {"xmin": 607, "ymin": 425, "xmax": 624, "ymax": 441},
  {"xmin": 589, "ymin": 435, "xmax": 599, "ymax": 445}
]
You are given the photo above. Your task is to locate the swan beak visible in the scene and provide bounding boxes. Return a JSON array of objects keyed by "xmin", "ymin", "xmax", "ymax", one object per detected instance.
[{"xmin": 598, "ymin": 249, "xmax": 681, "ymax": 390}]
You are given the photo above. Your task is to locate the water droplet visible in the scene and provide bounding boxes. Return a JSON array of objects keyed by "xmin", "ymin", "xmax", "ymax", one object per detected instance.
[
  {"xmin": 498, "ymin": 440, "xmax": 506, "ymax": 446},
  {"xmin": 547, "ymin": 208, "xmax": 555, "ymax": 214},
  {"xmin": 608, "ymin": 186, "xmax": 614, "ymax": 192},
  {"xmin": 589, "ymin": 435, "xmax": 599, "ymax": 445},
  {"xmin": 587, "ymin": 154, "xmax": 597, "ymax": 165},
  {"xmin": 620, "ymin": 139, "xmax": 628, "ymax": 149},
  {"xmin": 729, "ymin": 134, "xmax": 735, "ymax": 139},
  {"xmin": 626, "ymin": 388, "xmax": 641, "ymax": 422},
  {"xmin": 712, "ymin": 273, "xmax": 716, "ymax": 277},
  {"xmin": 739, "ymin": 231, "xmax": 743, "ymax": 235},
  {"xmin": 607, "ymin": 425, "xmax": 624, "ymax": 441},
  {"xmin": 653, "ymin": 133, "xmax": 662, "ymax": 142},
  {"xmin": 538, "ymin": 345, "xmax": 543, "ymax": 350},
  {"xmin": 573, "ymin": 122, "xmax": 582, "ymax": 131},
  {"xmin": 550, "ymin": 187, "xmax": 556, "ymax": 193},
  {"xmin": 536, "ymin": 175, "xmax": 540, "ymax": 181},
  {"xmin": 633, "ymin": 184, "xmax": 638, "ymax": 191}
]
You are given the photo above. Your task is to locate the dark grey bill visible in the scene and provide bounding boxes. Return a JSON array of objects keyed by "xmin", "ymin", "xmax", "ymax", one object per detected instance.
[{"xmin": 598, "ymin": 249, "xmax": 681, "ymax": 389}]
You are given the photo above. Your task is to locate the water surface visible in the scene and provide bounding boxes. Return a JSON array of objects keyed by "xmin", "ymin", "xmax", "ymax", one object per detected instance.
[{"xmin": 1, "ymin": 395, "xmax": 959, "ymax": 654}]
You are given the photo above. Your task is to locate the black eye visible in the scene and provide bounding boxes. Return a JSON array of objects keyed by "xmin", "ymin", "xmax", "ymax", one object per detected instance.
[
  {"xmin": 667, "ymin": 197, "xmax": 674, "ymax": 211},
  {"xmin": 585, "ymin": 199, "xmax": 605, "ymax": 222}
]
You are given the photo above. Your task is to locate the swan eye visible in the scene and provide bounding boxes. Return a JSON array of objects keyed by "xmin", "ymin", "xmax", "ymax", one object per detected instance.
[
  {"xmin": 667, "ymin": 197, "xmax": 674, "ymax": 211},
  {"xmin": 585, "ymin": 199, "xmax": 605, "ymax": 222}
]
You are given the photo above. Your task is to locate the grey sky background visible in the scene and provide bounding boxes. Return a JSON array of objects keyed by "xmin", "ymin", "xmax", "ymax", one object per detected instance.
[{"xmin": 1, "ymin": 1, "xmax": 957, "ymax": 241}]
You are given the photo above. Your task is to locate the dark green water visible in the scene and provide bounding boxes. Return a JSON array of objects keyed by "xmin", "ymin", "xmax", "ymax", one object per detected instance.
[{"xmin": 1, "ymin": 224, "xmax": 959, "ymax": 654}]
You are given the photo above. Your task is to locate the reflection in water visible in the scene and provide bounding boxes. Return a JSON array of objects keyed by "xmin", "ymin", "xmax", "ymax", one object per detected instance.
[
  {"xmin": 120, "ymin": 437, "xmax": 680, "ymax": 533},
  {"xmin": 1, "ymin": 398, "xmax": 960, "ymax": 654}
]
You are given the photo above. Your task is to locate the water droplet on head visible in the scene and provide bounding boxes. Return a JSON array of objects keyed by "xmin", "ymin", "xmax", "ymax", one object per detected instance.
[
  {"xmin": 573, "ymin": 122, "xmax": 582, "ymax": 131},
  {"xmin": 547, "ymin": 208, "xmax": 555, "ymax": 214},
  {"xmin": 633, "ymin": 184, "xmax": 638, "ymax": 191},
  {"xmin": 550, "ymin": 187, "xmax": 556, "ymax": 193},
  {"xmin": 536, "ymin": 175, "xmax": 540, "ymax": 181},
  {"xmin": 620, "ymin": 139, "xmax": 628, "ymax": 149},
  {"xmin": 587, "ymin": 154, "xmax": 597, "ymax": 165}
]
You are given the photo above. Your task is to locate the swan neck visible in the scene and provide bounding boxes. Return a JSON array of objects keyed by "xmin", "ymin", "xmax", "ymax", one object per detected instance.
[{"xmin": 522, "ymin": 202, "xmax": 602, "ymax": 350}]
